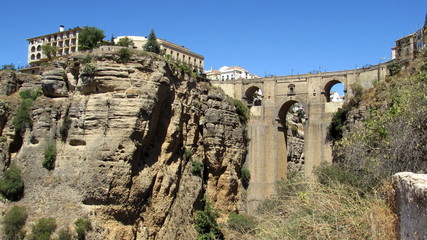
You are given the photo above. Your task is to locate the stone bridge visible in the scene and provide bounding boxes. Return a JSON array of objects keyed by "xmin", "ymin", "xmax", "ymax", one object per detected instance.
[{"xmin": 211, "ymin": 64, "xmax": 389, "ymax": 208}]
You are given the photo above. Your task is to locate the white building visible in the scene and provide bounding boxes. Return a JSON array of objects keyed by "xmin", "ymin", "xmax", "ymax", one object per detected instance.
[
  {"xmin": 205, "ymin": 66, "xmax": 258, "ymax": 81},
  {"xmin": 330, "ymin": 91, "xmax": 344, "ymax": 102},
  {"xmin": 27, "ymin": 25, "xmax": 81, "ymax": 64}
]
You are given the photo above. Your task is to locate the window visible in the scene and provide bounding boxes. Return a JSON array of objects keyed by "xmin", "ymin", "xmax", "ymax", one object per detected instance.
[
  {"xmin": 37, "ymin": 45, "xmax": 41, "ymax": 51},
  {"xmin": 31, "ymin": 46, "xmax": 35, "ymax": 52},
  {"xmin": 288, "ymin": 84, "xmax": 295, "ymax": 95},
  {"xmin": 31, "ymin": 54, "xmax": 35, "ymax": 60},
  {"xmin": 36, "ymin": 53, "xmax": 41, "ymax": 59}
]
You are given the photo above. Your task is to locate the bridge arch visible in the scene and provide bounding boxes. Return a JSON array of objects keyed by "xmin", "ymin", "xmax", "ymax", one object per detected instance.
[
  {"xmin": 324, "ymin": 80, "xmax": 345, "ymax": 102},
  {"xmin": 244, "ymin": 85, "xmax": 263, "ymax": 105},
  {"xmin": 276, "ymin": 100, "xmax": 306, "ymax": 179}
]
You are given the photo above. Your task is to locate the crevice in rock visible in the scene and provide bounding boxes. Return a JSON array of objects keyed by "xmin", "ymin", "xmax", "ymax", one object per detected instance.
[
  {"xmin": 9, "ymin": 132, "xmax": 23, "ymax": 153},
  {"xmin": 69, "ymin": 139, "xmax": 86, "ymax": 146}
]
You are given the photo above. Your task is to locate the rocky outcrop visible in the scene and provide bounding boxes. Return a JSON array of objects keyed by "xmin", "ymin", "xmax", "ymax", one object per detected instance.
[
  {"xmin": 0, "ymin": 52, "xmax": 247, "ymax": 239},
  {"xmin": 393, "ymin": 172, "xmax": 427, "ymax": 240},
  {"xmin": 0, "ymin": 70, "xmax": 40, "ymax": 95}
]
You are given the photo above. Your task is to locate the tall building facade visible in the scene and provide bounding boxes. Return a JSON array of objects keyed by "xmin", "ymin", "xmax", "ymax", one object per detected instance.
[
  {"xmin": 115, "ymin": 36, "xmax": 204, "ymax": 72},
  {"xmin": 27, "ymin": 26, "xmax": 81, "ymax": 64}
]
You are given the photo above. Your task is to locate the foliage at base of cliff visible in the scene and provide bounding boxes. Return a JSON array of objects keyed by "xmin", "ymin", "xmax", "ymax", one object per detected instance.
[{"xmin": 332, "ymin": 56, "xmax": 427, "ymax": 192}]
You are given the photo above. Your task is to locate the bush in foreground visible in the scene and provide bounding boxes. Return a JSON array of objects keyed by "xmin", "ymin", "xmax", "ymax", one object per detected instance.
[
  {"xmin": 255, "ymin": 180, "xmax": 395, "ymax": 240},
  {"xmin": 227, "ymin": 212, "xmax": 257, "ymax": 235},
  {"xmin": 2, "ymin": 206, "xmax": 27, "ymax": 240}
]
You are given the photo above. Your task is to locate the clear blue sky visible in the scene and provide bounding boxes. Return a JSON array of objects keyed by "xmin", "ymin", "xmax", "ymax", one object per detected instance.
[{"xmin": 1, "ymin": 0, "xmax": 426, "ymax": 77}]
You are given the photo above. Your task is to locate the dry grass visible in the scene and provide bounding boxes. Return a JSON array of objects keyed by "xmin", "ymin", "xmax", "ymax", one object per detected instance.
[{"xmin": 226, "ymin": 180, "xmax": 396, "ymax": 240}]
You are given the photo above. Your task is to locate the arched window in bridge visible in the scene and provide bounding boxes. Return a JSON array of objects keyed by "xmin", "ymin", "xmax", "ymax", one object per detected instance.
[
  {"xmin": 288, "ymin": 84, "xmax": 295, "ymax": 95},
  {"xmin": 324, "ymin": 80, "xmax": 345, "ymax": 102}
]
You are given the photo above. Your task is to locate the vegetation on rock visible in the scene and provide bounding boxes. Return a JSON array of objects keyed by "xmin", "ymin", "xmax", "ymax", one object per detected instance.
[
  {"xmin": 27, "ymin": 218, "xmax": 57, "ymax": 240},
  {"xmin": 240, "ymin": 167, "xmax": 251, "ymax": 189},
  {"xmin": 233, "ymin": 99, "xmax": 249, "ymax": 124},
  {"xmin": 0, "ymin": 164, "xmax": 24, "ymax": 201},
  {"xmin": 194, "ymin": 196, "xmax": 224, "ymax": 240},
  {"xmin": 43, "ymin": 142, "xmax": 57, "ymax": 170},
  {"xmin": 2, "ymin": 205, "xmax": 27, "ymax": 240},
  {"xmin": 191, "ymin": 161, "xmax": 204, "ymax": 176},
  {"xmin": 117, "ymin": 48, "xmax": 132, "ymax": 63},
  {"xmin": 13, "ymin": 89, "xmax": 40, "ymax": 131},
  {"xmin": 74, "ymin": 217, "xmax": 91, "ymax": 240}
]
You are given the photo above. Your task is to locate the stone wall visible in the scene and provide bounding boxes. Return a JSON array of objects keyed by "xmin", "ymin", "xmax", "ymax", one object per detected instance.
[{"xmin": 393, "ymin": 172, "xmax": 427, "ymax": 240}]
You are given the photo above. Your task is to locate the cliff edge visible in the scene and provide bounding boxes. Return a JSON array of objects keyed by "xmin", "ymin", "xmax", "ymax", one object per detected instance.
[{"xmin": 0, "ymin": 52, "xmax": 247, "ymax": 239}]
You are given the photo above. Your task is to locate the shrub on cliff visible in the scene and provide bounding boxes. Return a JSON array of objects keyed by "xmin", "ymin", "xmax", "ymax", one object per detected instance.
[
  {"xmin": 75, "ymin": 217, "xmax": 91, "ymax": 240},
  {"xmin": 233, "ymin": 99, "xmax": 249, "ymax": 124},
  {"xmin": 191, "ymin": 161, "xmax": 204, "ymax": 176},
  {"xmin": 0, "ymin": 164, "xmax": 24, "ymax": 201},
  {"xmin": 27, "ymin": 218, "xmax": 56, "ymax": 240},
  {"xmin": 241, "ymin": 167, "xmax": 251, "ymax": 188},
  {"xmin": 43, "ymin": 142, "xmax": 57, "ymax": 170},
  {"xmin": 13, "ymin": 89, "xmax": 41, "ymax": 132},
  {"xmin": 2, "ymin": 205, "xmax": 27, "ymax": 240},
  {"xmin": 117, "ymin": 48, "xmax": 132, "ymax": 63},
  {"xmin": 194, "ymin": 196, "xmax": 224, "ymax": 240}
]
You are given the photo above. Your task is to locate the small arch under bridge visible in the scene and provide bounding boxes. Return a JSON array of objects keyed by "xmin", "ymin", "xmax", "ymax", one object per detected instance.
[{"xmin": 211, "ymin": 64, "xmax": 389, "ymax": 209}]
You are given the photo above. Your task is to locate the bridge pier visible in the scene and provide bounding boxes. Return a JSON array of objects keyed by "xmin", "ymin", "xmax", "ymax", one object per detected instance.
[{"xmin": 210, "ymin": 64, "xmax": 388, "ymax": 212}]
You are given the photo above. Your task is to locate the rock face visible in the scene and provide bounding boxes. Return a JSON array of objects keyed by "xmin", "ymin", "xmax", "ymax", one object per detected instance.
[
  {"xmin": 286, "ymin": 105, "xmax": 305, "ymax": 174},
  {"xmin": 393, "ymin": 172, "xmax": 427, "ymax": 240},
  {"xmin": 0, "ymin": 53, "xmax": 247, "ymax": 239}
]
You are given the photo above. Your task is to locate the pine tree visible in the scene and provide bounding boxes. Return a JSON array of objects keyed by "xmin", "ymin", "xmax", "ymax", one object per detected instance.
[{"xmin": 143, "ymin": 29, "xmax": 161, "ymax": 54}]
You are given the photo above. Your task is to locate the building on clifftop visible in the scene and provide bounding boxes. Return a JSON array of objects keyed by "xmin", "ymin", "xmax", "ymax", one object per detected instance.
[
  {"xmin": 27, "ymin": 25, "xmax": 81, "ymax": 65},
  {"xmin": 205, "ymin": 66, "xmax": 259, "ymax": 81},
  {"xmin": 114, "ymin": 36, "xmax": 205, "ymax": 73}
]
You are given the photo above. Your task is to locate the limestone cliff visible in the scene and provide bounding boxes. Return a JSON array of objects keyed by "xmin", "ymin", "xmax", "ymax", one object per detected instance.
[{"xmin": 0, "ymin": 52, "xmax": 247, "ymax": 239}]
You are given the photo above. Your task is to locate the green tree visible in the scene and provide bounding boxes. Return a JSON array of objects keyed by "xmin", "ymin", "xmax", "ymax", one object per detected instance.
[
  {"xmin": 78, "ymin": 26, "xmax": 105, "ymax": 50},
  {"xmin": 42, "ymin": 45, "xmax": 59, "ymax": 60},
  {"xmin": 116, "ymin": 37, "xmax": 134, "ymax": 47},
  {"xmin": 143, "ymin": 29, "xmax": 161, "ymax": 54},
  {"xmin": 1, "ymin": 64, "xmax": 16, "ymax": 71}
]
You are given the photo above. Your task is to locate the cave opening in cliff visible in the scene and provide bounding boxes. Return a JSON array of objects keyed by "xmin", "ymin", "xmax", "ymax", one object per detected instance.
[
  {"xmin": 278, "ymin": 101, "xmax": 306, "ymax": 179},
  {"xmin": 324, "ymin": 80, "xmax": 345, "ymax": 102}
]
